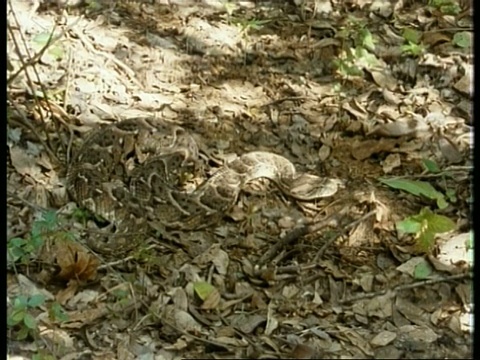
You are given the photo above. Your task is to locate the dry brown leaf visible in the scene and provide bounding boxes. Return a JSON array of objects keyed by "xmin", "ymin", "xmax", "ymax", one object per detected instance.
[
  {"xmin": 395, "ymin": 297, "xmax": 429, "ymax": 325},
  {"xmin": 342, "ymin": 101, "xmax": 368, "ymax": 121},
  {"xmin": 232, "ymin": 314, "xmax": 266, "ymax": 334},
  {"xmin": 58, "ymin": 306, "xmax": 109, "ymax": 329},
  {"xmin": 454, "ymin": 65, "xmax": 473, "ymax": 97},
  {"xmin": 382, "ymin": 88, "xmax": 402, "ymax": 105},
  {"xmin": 370, "ymin": 331, "xmax": 397, "ymax": 346},
  {"xmin": 200, "ymin": 287, "xmax": 221, "ymax": 310},
  {"xmin": 369, "ymin": 70, "xmax": 397, "ymax": 91},
  {"xmin": 174, "ymin": 309, "xmax": 202, "ymax": 334},
  {"xmin": 55, "ymin": 242, "xmax": 99, "ymax": 282},
  {"xmin": 368, "ymin": 118, "xmax": 429, "ymax": 138},
  {"xmin": 422, "ymin": 32, "xmax": 451, "ymax": 47},
  {"xmin": 56, "ymin": 280, "xmax": 80, "ymax": 305},
  {"xmin": 318, "ymin": 144, "xmax": 331, "ymax": 161},
  {"xmin": 9, "ymin": 146, "xmax": 42, "ymax": 179},
  {"xmin": 364, "ymin": 292, "xmax": 394, "ymax": 319},
  {"xmin": 382, "ymin": 153, "xmax": 401, "ymax": 173},
  {"xmin": 437, "ymin": 136, "xmax": 463, "ymax": 164},
  {"xmin": 351, "ymin": 138, "xmax": 399, "ymax": 160},
  {"xmin": 251, "ymin": 291, "xmax": 268, "ymax": 309},
  {"xmin": 454, "ymin": 283, "xmax": 471, "ymax": 309},
  {"xmin": 336, "ymin": 325, "xmax": 373, "ymax": 356},
  {"xmin": 290, "ymin": 343, "xmax": 317, "ymax": 359},
  {"xmin": 265, "ymin": 303, "xmax": 278, "ymax": 336},
  {"xmin": 398, "ymin": 324, "xmax": 439, "ymax": 343}
]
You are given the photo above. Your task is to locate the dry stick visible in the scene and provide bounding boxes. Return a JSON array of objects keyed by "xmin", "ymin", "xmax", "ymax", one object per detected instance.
[
  {"xmin": 263, "ymin": 96, "xmax": 310, "ymax": 107},
  {"xmin": 7, "ymin": 190, "xmax": 50, "ymax": 214},
  {"xmin": 8, "ymin": 18, "xmax": 59, "ymax": 159},
  {"xmin": 339, "ymin": 272, "xmax": 472, "ymax": 304},
  {"xmin": 7, "ymin": 94, "xmax": 58, "ymax": 162},
  {"xmin": 314, "ymin": 210, "xmax": 377, "ymax": 262},
  {"xmin": 145, "ymin": 306, "xmax": 233, "ymax": 352},
  {"xmin": 259, "ymin": 209, "xmax": 346, "ymax": 266},
  {"xmin": 7, "ymin": 15, "xmax": 60, "ymax": 162},
  {"xmin": 6, "ymin": 15, "xmax": 60, "ymax": 86},
  {"xmin": 70, "ymin": 27, "xmax": 143, "ymax": 89},
  {"xmin": 45, "ymin": 101, "xmax": 76, "ymax": 163},
  {"xmin": 8, "ymin": 8, "xmax": 80, "ymax": 155}
]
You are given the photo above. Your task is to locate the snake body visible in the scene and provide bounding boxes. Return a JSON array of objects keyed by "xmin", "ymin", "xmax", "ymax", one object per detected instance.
[{"xmin": 67, "ymin": 118, "xmax": 342, "ymax": 254}]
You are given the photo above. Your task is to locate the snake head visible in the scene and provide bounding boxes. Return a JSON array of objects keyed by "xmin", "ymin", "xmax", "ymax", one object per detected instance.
[{"xmin": 285, "ymin": 174, "xmax": 345, "ymax": 200}]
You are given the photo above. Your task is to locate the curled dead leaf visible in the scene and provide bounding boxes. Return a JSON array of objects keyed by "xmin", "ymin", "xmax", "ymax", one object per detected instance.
[
  {"xmin": 56, "ymin": 280, "xmax": 80, "ymax": 305},
  {"xmin": 437, "ymin": 136, "xmax": 463, "ymax": 164},
  {"xmin": 291, "ymin": 343, "xmax": 317, "ymax": 359},
  {"xmin": 55, "ymin": 242, "xmax": 99, "ymax": 282},
  {"xmin": 369, "ymin": 70, "xmax": 397, "ymax": 91},
  {"xmin": 422, "ymin": 32, "xmax": 451, "ymax": 48},
  {"xmin": 454, "ymin": 65, "xmax": 473, "ymax": 97},
  {"xmin": 368, "ymin": 118, "xmax": 429, "ymax": 138},
  {"xmin": 9, "ymin": 145, "xmax": 42, "ymax": 179},
  {"xmin": 201, "ymin": 287, "xmax": 221, "ymax": 310},
  {"xmin": 351, "ymin": 138, "xmax": 399, "ymax": 160}
]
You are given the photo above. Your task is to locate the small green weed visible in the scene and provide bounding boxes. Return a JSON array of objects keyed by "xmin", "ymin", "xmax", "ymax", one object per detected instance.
[
  {"xmin": 234, "ymin": 18, "xmax": 271, "ymax": 37},
  {"xmin": 7, "ymin": 294, "xmax": 45, "ymax": 340},
  {"xmin": 401, "ymin": 41, "xmax": 426, "ymax": 57},
  {"xmin": 379, "ymin": 177, "xmax": 448, "ymax": 209},
  {"xmin": 428, "ymin": 0, "xmax": 461, "ymax": 15},
  {"xmin": 400, "ymin": 28, "xmax": 426, "ymax": 57},
  {"xmin": 380, "ymin": 159, "xmax": 458, "ymax": 252},
  {"xmin": 452, "ymin": 32, "xmax": 472, "ymax": 49},
  {"xmin": 8, "ymin": 211, "xmax": 60, "ymax": 266},
  {"xmin": 396, "ymin": 207, "xmax": 455, "ymax": 253},
  {"xmin": 334, "ymin": 17, "xmax": 380, "ymax": 77},
  {"xmin": 48, "ymin": 302, "xmax": 69, "ymax": 323}
]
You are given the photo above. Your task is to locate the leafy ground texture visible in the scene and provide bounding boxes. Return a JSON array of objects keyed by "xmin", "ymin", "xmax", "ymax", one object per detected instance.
[{"xmin": 7, "ymin": 0, "xmax": 473, "ymax": 359}]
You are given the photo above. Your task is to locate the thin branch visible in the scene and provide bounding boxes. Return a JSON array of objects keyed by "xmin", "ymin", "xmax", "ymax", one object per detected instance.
[{"xmin": 339, "ymin": 272, "xmax": 472, "ymax": 304}]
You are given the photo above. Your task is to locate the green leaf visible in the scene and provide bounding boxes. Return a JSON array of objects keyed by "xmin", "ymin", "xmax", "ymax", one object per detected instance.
[
  {"xmin": 396, "ymin": 218, "xmax": 422, "ymax": 235},
  {"xmin": 193, "ymin": 281, "xmax": 216, "ymax": 301},
  {"xmin": 408, "ymin": 208, "xmax": 456, "ymax": 252},
  {"xmin": 43, "ymin": 210, "xmax": 58, "ymax": 228},
  {"xmin": 401, "ymin": 42, "xmax": 425, "ymax": 56},
  {"xmin": 23, "ymin": 313, "xmax": 37, "ymax": 330},
  {"xmin": 8, "ymin": 309, "xmax": 25, "ymax": 326},
  {"xmin": 439, "ymin": 4, "xmax": 461, "ymax": 14},
  {"xmin": 397, "ymin": 208, "xmax": 456, "ymax": 252},
  {"xmin": 28, "ymin": 294, "xmax": 45, "ymax": 308},
  {"xmin": 403, "ymin": 28, "xmax": 421, "ymax": 44},
  {"xmin": 436, "ymin": 197, "xmax": 448, "ymax": 209},
  {"xmin": 445, "ymin": 188, "xmax": 457, "ymax": 203},
  {"xmin": 49, "ymin": 302, "xmax": 69, "ymax": 323},
  {"xmin": 8, "ymin": 245, "xmax": 26, "ymax": 262},
  {"xmin": 421, "ymin": 211, "xmax": 455, "ymax": 234},
  {"xmin": 33, "ymin": 354, "xmax": 55, "ymax": 360},
  {"xmin": 16, "ymin": 326, "xmax": 30, "ymax": 340},
  {"xmin": 379, "ymin": 178, "xmax": 447, "ymax": 208},
  {"xmin": 414, "ymin": 261, "xmax": 433, "ymax": 279},
  {"xmin": 452, "ymin": 32, "xmax": 472, "ymax": 49},
  {"xmin": 466, "ymin": 232, "xmax": 474, "ymax": 250},
  {"xmin": 112, "ymin": 289, "xmax": 129, "ymax": 300},
  {"xmin": 29, "ymin": 235, "xmax": 45, "ymax": 252},
  {"xmin": 48, "ymin": 45, "xmax": 64, "ymax": 60},
  {"xmin": 32, "ymin": 32, "xmax": 55, "ymax": 47},
  {"xmin": 415, "ymin": 230, "xmax": 436, "ymax": 252},
  {"xmin": 422, "ymin": 159, "xmax": 440, "ymax": 173},
  {"xmin": 9, "ymin": 237, "xmax": 28, "ymax": 247},
  {"xmin": 14, "ymin": 295, "xmax": 29, "ymax": 309},
  {"xmin": 360, "ymin": 29, "xmax": 376, "ymax": 51}
]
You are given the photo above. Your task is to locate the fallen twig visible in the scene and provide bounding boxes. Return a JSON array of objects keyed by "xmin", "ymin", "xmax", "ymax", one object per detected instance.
[
  {"xmin": 339, "ymin": 272, "xmax": 472, "ymax": 304},
  {"xmin": 314, "ymin": 209, "xmax": 376, "ymax": 261}
]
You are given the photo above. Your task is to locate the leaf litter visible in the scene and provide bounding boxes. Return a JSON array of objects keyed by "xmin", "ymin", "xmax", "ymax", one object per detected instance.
[{"xmin": 7, "ymin": 0, "xmax": 472, "ymax": 358}]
